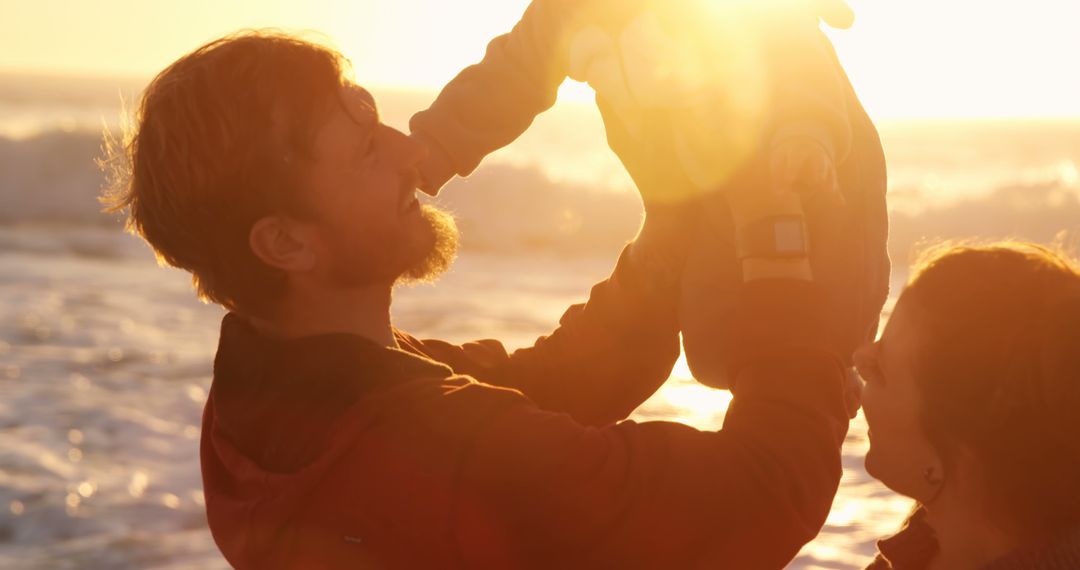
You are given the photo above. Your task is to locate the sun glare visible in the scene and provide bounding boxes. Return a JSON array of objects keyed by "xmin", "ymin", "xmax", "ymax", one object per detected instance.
[{"xmin": 1, "ymin": 0, "xmax": 1076, "ymax": 118}]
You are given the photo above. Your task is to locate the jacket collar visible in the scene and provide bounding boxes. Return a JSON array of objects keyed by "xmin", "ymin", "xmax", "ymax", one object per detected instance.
[
  {"xmin": 874, "ymin": 507, "xmax": 939, "ymax": 570},
  {"xmin": 214, "ymin": 312, "xmax": 452, "ymax": 395},
  {"xmin": 209, "ymin": 312, "xmax": 452, "ymax": 472}
]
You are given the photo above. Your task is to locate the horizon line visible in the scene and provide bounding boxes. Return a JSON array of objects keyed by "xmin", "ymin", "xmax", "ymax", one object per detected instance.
[{"xmin": 3, "ymin": 67, "xmax": 1080, "ymax": 124}]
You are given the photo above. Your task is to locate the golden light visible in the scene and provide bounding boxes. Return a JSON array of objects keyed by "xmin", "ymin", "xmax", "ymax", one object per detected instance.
[
  {"xmin": 565, "ymin": 0, "xmax": 776, "ymax": 201},
  {"xmin": 1, "ymin": 0, "xmax": 1076, "ymax": 119}
]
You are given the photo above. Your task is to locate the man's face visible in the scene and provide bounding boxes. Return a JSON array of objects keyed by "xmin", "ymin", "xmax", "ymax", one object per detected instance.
[{"xmin": 298, "ymin": 82, "xmax": 456, "ymax": 287}]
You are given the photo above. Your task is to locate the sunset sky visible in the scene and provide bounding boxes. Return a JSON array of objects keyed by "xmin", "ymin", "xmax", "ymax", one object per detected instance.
[{"xmin": 3, "ymin": 0, "xmax": 1080, "ymax": 119}]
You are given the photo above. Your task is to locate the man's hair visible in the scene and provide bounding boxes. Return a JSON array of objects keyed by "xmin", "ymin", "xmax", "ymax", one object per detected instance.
[
  {"xmin": 101, "ymin": 30, "xmax": 349, "ymax": 316},
  {"xmin": 903, "ymin": 241, "xmax": 1080, "ymax": 537}
]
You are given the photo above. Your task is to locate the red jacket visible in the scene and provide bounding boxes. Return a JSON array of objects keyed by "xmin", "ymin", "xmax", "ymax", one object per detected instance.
[{"xmin": 201, "ymin": 250, "xmax": 849, "ymax": 569}]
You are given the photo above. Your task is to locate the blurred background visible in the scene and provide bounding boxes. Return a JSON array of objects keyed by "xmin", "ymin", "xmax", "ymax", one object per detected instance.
[{"xmin": 1, "ymin": 0, "xmax": 1078, "ymax": 568}]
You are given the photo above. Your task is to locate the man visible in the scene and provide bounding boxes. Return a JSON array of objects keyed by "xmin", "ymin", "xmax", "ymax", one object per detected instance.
[{"xmin": 104, "ymin": 31, "xmax": 851, "ymax": 569}]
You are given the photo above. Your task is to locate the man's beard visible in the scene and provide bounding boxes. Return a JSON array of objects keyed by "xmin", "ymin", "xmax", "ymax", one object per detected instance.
[
  {"xmin": 325, "ymin": 205, "xmax": 459, "ymax": 288},
  {"xmin": 396, "ymin": 205, "xmax": 459, "ymax": 285}
]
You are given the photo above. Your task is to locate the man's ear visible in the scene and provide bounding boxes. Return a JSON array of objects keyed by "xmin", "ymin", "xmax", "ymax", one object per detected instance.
[{"xmin": 249, "ymin": 216, "xmax": 316, "ymax": 272}]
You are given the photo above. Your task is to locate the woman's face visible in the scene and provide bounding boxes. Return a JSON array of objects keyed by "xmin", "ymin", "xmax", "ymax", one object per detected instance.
[{"xmin": 855, "ymin": 298, "xmax": 943, "ymax": 502}]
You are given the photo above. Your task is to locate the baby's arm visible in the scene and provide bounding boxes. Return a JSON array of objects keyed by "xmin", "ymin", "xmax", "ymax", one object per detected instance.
[{"xmin": 410, "ymin": 0, "xmax": 583, "ymax": 194}]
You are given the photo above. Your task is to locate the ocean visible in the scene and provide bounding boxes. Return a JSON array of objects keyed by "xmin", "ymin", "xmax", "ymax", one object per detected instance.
[{"xmin": 1, "ymin": 71, "xmax": 1078, "ymax": 569}]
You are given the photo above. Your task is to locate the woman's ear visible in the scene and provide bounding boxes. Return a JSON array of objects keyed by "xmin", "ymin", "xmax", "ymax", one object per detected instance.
[
  {"xmin": 249, "ymin": 216, "xmax": 316, "ymax": 273},
  {"xmin": 915, "ymin": 449, "xmax": 948, "ymax": 506}
]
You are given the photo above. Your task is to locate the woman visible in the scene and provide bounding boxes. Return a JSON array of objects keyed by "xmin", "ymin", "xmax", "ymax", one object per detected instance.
[{"xmin": 857, "ymin": 242, "xmax": 1080, "ymax": 569}]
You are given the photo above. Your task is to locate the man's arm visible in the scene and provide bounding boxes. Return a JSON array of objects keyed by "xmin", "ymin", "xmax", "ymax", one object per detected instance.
[
  {"xmin": 406, "ymin": 91, "xmax": 695, "ymax": 428},
  {"xmin": 401, "ymin": 238, "xmax": 684, "ymax": 428},
  {"xmin": 452, "ymin": 280, "xmax": 849, "ymax": 568}
]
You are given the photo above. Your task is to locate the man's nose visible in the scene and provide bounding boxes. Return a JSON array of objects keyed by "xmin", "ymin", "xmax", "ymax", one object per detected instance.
[
  {"xmin": 381, "ymin": 125, "xmax": 427, "ymax": 169},
  {"xmin": 852, "ymin": 342, "xmax": 875, "ymax": 372}
]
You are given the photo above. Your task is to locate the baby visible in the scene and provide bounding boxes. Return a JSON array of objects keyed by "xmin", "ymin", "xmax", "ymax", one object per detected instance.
[{"xmin": 411, "ymin": 0, "xmax": 888, "ymax": 388}]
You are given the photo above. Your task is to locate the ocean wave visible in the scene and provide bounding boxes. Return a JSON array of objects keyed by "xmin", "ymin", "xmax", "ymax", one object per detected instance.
[
  {"xmin": 889, "ymin": 179, "xmax": 1080, "ymax": 263},
  {"xmin": 435, "ymin": 162, "xmax": 643, "ymax": 255},
  {"xmin": 2, "ymin": 128, "xmax": 1079, "ymax": 262},
  {"xmin": 0, "ymin": 130, "xmax": 121, "ymax": 227},
  {"xmin": 0, "ymin": 130, "xmax": 643, "ymax": 255},
  {"xmin": 0, "ymin": 225, "xmax": 151, "ymax": 261}
]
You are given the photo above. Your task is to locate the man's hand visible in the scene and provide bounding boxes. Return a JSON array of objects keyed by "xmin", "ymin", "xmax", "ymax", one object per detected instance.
[
  {"xmin": 770, "ymin": 134, "xmax": 842, "ymax": 203},
  {"xmin": 597, "ymin": 100, "xmax": 700, "ymax": 209},
  {"xmin": 597, "ymin": 99, "xmax": 701, "ymax": 288},
  {"xmin": 722, "ymin": 132, "xmax": 844, "ymax": 282}
]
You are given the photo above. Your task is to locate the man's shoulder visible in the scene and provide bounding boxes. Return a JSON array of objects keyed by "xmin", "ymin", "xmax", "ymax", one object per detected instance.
[
  {"xmin": 394, "ymin": 329, "xmax": 514, "ymax": 378},
  {"xmin": 369, "ymin": 369, "xmax": 532, "ymax": 429}
]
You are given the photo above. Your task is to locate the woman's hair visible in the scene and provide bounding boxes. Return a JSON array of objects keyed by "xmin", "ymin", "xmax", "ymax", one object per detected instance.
[
  {"xmin": 902, "ymin": 241, "xmax": 1080, "ymax": 537},
  {"xmin": 100, "ymin": 30, "xmax": 350, "ymax": 317}
]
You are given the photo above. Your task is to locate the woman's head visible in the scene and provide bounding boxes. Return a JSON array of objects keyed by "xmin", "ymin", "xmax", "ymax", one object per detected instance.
[{"xmin": 857, "ymin": 241, "xmax": 1080, "ymax": 537}]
